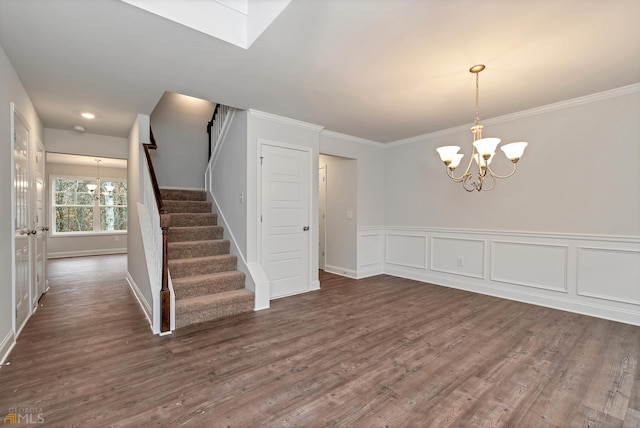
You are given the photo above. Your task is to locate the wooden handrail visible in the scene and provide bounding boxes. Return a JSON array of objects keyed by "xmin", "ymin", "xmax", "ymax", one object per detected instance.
[
  {"xmin": 143, "ymin": 127, "xmax": 171, "ymax": 333},
  {"xmin": 207, "ymin": 103, "xmax": 220, "ymax": 160}
]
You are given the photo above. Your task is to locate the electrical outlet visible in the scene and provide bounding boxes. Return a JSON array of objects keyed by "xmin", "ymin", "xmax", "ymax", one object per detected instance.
[
  {"xmin": 456, "ymin": 257, "xmax": 464, "ymax": 267},
  {"xmin": 114, "ymin": 236, "xmax": 119, "ymax": 242}
]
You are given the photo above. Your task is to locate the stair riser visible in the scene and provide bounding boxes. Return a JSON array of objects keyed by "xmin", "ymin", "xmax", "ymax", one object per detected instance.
[
  {"xmin": 168, "ymin": 240, "xmax": 230, "ymax": 259},
  {"xmin": 160, "ymin": 189, "xmax": 207, "ymax": 201},
  {"xmin": 163, "ymin": 201, "xmax": 212, "ymax": 213},
  {"xmin": 173, "ymin": 273, "xmax": 246, "ymax": 299},
  {"xmin": 168, "ymin": 227, "xmax": 223, "ymax": 242},
  {"xmin": 175, "ymin": 300, "xmax": 253, "ymax": 329},
  {"xmin": 169, "ymin": 257, "xmax": 238, "ymax": 278},
  {"xmin": 169, "ymin": 213, "xmax": 217, "ymax": 227}
]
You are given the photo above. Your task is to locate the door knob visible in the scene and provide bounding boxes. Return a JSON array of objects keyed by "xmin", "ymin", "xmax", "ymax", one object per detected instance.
[{"xmin": 303, "ymin": 226, "xmax": 309, "ymax": 231}]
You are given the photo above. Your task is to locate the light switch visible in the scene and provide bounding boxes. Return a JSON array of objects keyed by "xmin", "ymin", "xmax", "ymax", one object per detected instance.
[{"xmin": 346, "ymin": 210, "xmax": 353, "ymax": 220}]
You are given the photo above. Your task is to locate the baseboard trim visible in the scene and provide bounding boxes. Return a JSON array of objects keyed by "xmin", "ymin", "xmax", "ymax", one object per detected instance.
[
  {"xmin": 356, "ymin": 266, "xmax": 384, "ymax": 279},
  {"xmin": 324, "ymin": 264, "xmax": 358, "ymax": 279},
  {"xmin": 125, "ymin": 272, "xmax": 152, "ymax": 330},
  {"xmin": 0, "ymin": 329, "xmax": 16, "ymax": 366},
  {"xmin": 48, "ymin": 249, "xmax": 127, "ymax": 259},
  {"xmin": 385, "ymin": 266, "xmax": 640, "ymax": 327}
]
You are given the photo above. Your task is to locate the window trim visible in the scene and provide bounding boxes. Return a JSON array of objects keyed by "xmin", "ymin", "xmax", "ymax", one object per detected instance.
[{"xmin": 49, "ymin": 174, "xmax": 128, "ymax": 237}]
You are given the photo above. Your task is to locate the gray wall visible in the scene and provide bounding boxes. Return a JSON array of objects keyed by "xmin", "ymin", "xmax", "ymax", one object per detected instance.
[
  {"xmin": 384, "ymin": 91, "xmax": 640, "ymax": 236},
  {"xmin": 127, "ymin": 115, "xmax": 152, "ymax": 312},
  {"xmin": 210, "ymin": 110, "xmax": 248, "ymax": 255},
  {"xmin": 150, "ymin": 92, "xmax": 215, "ymax": 189}
]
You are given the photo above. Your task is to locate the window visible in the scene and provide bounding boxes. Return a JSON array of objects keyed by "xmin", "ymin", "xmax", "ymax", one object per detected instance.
[{"xmin": 52, "ymin": 176, "xmax": 127, "ymax": 234}]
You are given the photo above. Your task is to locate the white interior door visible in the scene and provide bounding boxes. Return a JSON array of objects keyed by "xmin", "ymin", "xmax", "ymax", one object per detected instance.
[
  {"xmin": 34, "ymin": 139, "xmax": 47, "ymax": 301},
  {"xmin": 13, "ymin": 106, "xmax": 31, "ymax": 333},
  {"xmin": 261, "ymin": 143, "xmax": 311, "ymax": 298},
  {"xmin": 319, "ymin": 164, "xmax": 326, "ymax": 270}
]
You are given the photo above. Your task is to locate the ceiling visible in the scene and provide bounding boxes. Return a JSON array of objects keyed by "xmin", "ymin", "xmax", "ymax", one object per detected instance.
[{"xmin": 0, "ymin": 0, "xmax": 638, "ymax": 143}]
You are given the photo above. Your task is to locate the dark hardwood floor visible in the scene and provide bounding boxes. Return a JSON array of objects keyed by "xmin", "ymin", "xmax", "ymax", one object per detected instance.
[{"xmin": 1, "ymin": 255, "xmax": 638, "ymax": 427}]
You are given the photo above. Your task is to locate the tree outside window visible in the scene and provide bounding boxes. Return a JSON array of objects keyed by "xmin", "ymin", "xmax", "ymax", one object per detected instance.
[{"xmin": 52, "ymin": 176, "xmax": 127, "ymax": 234}]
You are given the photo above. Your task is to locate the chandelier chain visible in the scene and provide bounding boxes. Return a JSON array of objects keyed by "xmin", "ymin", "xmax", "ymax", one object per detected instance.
[{"xmin": 474, "ymin": 71, "xmax": 480, "ymax": 127}]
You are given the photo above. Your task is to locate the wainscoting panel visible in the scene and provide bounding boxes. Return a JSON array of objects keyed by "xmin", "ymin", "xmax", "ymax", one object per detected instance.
[
  {"xmin": 577, "ymin": 247, "xmax": 640, "ymax": 305},
  {"xmin": 386, "ymin": 234, "xmax": 427, "ymax": 269},
  {"xmin": 357, "ymin": 229, "xmax": 384, "ymax": 278},
  {"xmin": 380, "ymin": 227, "xmax": 640, "ymax": 326},
  {"xmin": 431, "ymin": 236, "xmax": 484, "ymax": 279},
  {"xmin": 491, "ymin": 241, "xmax": 568, "ymax": 292}
]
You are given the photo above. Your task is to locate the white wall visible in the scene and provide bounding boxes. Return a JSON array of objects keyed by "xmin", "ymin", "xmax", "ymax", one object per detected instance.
[
  {"xmin": 150, "ymin": 92, "xmax": 215, "ymax": 189},
  {"xmin": 318, "ymin": 154, "xmax": 357, "ymax": 277},
  {"xmin": 0, "ymin": 44, "xmax": 44, "ymax": 363},
  {"xmin": 382, "ymin": 87, "xmax": 640, "ymax": 325},
  {"xmin": 46, "ymin": 162, "xmax": 127, "ymax": 258},
  {"xmin": 45, "ymin": 128, "xmax": 128, "ymax": 159}
]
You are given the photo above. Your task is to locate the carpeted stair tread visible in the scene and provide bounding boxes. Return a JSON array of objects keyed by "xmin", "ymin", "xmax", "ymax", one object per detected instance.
[
  {"xmin": 169, "ymin": 213, "xmax": 217, "ymax": 227},
  {"xmin": 176, "ymin": 288, "xmax": 253, "ymax": 310},
  {"xmin": 175, "ymin": 289, "xmax": 254, "ymax": 328},
  {"xmin": 168, "ymin": 254, "xmax": 238, "ymax": 278},
  {"xmin": 172, "ymin": 271, "xmax": 246, "ymax": 299},
  {"xmin": 168, "ymin": 239, "xmax": 230, "ymax": 259},
  {"xmin": 168, "ymin": 225, "xmax": 224, "ymax": 242},
  {"xmin": 163, "ymin": 200, "xmax": 212, "ymax": 213},
  {"xmin": 160, "ymin": 188, "xmax": 207, "ymax": 201},
  {"xmin": 162, "ymin": 186, "xmax": 253, "ymax": 329}
]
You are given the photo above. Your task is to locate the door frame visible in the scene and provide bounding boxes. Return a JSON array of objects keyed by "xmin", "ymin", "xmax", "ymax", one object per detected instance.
[
  {"xmin": 319, "ymin": 163, "xmax": 327, "ymax": 270},
  {"xmin": 257, "ymin": 139, "xmax": 314, "ymax": 299}
]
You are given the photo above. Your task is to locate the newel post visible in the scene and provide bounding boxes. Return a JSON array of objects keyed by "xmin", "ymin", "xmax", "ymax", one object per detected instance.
[{"xmin": 160, "ymin": 211, "xmax": 171, "ymax": 332}]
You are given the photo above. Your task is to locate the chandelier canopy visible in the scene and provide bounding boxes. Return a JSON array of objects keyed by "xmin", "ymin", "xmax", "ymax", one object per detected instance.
[{"xmin": 436, "ymin": 65, "xmax": 528, "ymax": 192}]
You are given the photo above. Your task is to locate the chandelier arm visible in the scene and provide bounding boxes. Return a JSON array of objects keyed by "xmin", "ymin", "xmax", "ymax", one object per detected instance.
[
  {"xmin": 485, "ymin": 162, "xmax": 518, "ymax": 180},
  {"xmin": 462, "ymin": 175, "xmax": 478, "ymax": 192},
  {"xmin": 446, "ymin": 154, "xmax": 475, "ymax": 182},
  {"xmin": 481, "ymin": 172, "xmax": 497, "ymax": 191},
  {"xmin": 446, "ymin": 167, "xmax": 465, "ymax": 183}
]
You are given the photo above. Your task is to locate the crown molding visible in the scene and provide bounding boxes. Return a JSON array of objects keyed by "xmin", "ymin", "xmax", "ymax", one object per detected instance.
[
  {"xmin": 386, "ymin": 124, "xmax": 470, "ymax": 148},
  {"xmin": 248, "ymin": 109, "xmax": 324, "ymax": 133},
  {"xmin": 387, "ymin": 83, "xmax": 640, "ymax": 148},
  {"xmin": 320, "ymin": 129, "xmax": 385, "ymax": 148}
]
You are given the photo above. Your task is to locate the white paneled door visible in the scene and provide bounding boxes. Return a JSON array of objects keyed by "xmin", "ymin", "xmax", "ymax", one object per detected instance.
[
  {"xmin": 261, "ymin": 144, "xmax": 311, "ymax": 298},
  {"xmin": 34, "ymin": 138, "xmax": 48, "ymax": 300},
  {"xmin": 13, "ymin": 106, "xmax": 31, "ymax": 334}
]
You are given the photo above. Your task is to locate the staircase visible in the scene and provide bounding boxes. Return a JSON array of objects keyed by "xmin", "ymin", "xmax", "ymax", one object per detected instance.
[{"xmin": 160, "ymin": 188, "xmax": 254, "ymax": 329}]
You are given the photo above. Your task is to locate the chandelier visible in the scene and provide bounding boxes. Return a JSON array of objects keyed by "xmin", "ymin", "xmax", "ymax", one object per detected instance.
[
  {"xmin": 436, "ymin": 65, "xmax": 528, "ymax": 192},
  {"xmin": 86, "ymin": 159, "xmax": 114, "ymax": 200}
]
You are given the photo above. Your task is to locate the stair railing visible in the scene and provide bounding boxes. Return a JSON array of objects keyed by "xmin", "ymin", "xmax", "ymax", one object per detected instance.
[
  {"xmin": 207, "ymin": 103, "xmax": 231, "ymax": 160},
  {"xmin": 142, "ymin": 128, "xmax": 171, "ymax": 333}
]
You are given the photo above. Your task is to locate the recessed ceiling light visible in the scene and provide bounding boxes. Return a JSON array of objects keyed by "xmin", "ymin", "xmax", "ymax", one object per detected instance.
[
  {"xmin": 81, "ymin": 112, "xmax": 95, "ymax": 119},
  {"xmin": 74, "ymin": 125, "xmax": 86, "ymax": 132}
]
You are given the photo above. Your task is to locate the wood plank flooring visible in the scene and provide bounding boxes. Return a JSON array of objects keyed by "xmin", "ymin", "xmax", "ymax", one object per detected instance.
[{"xmin": 1, "ymin": 254, "xmax": 638, "ymax": 427}]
